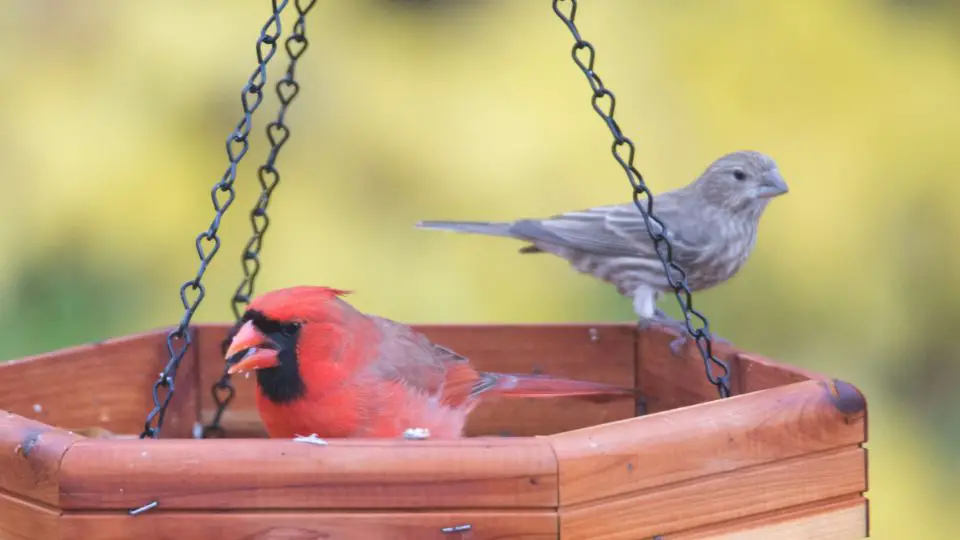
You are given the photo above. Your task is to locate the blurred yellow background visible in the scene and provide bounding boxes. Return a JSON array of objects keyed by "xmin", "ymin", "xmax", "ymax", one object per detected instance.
[{"xmin": 1, "ymin": 0, "xmax": 957, "ymax": 537}]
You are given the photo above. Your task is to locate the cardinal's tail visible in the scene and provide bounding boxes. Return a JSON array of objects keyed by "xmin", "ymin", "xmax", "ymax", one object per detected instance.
[{"xmin": 476, "ymin": 372, "xmax": 638, "ymax": 403}]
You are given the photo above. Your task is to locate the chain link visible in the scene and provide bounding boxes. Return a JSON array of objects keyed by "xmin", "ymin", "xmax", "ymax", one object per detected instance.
[
  {"xmin": 551, "ymin": 0, "xmax": 731, "ymax": 399},
  {"xmin": 140, "ymin": 0, "xmax": 293, "ymax": 439},
  {"xmin": 202, "ymin": 0, "xmax": 318, "ymax": 438}
]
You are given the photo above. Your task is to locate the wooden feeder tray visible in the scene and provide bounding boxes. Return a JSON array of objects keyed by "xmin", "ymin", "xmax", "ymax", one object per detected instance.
[{"xmin": 0, "ymin": 323, "xmax": 868, "ymax": 539}]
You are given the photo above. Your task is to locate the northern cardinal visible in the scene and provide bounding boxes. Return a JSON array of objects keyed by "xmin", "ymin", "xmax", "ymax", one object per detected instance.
[
  {"xmin": 417, "ymin": 150, "xmax": 788, "ymax": 354},
  {"xmin": 222, "ymin": 286, "xmax": 636, "ymax": 439}
]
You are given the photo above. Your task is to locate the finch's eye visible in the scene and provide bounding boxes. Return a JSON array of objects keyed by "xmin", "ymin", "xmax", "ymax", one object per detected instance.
[
  {"xmin": 280, "ymin": 323, "xmax": 300, "ymax": 336},
  {"xmin": 732, "ymin": 169, "xmax": 747, "ymax": 181}
]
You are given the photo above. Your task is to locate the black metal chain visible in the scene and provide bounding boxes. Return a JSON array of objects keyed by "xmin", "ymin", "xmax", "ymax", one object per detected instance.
[
  {"xmin": 551, "ymin": 0, "xmax": 731, "ymax": 399},
  {"xmin": 202, "ymin": 0, "xmax": 318, "ymax": 439},
  {"xmin": 140, "ymin": 0, "xmax": 292, "ymax": 440}
]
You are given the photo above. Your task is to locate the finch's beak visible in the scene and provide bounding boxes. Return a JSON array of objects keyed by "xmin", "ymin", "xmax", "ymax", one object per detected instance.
[
  {"xmin": 224, "ymin": 320, "xmax": 281, "ymax": 375},
  {"xmin": 757, "ymin": 169, "xmax": 789, "ymax": 198}
]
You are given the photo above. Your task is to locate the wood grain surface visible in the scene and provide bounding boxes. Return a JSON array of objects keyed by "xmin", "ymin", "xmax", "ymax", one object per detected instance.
[
  {"xmin": 558, "ymin": 446, "xmax": 867, "ymax": 539},
  {"xmin": 58, "ymin": 437, "xmax": 558, "ymax": 510},
  {"xmin": 0, "ymin": 328, "xmax": 199, "ymax": 438},
  {"xmin": 550, "ymin": 379, "xmax": 867, "ymax": 506},
  {"xmin": 671, "ymin": 495, "xmax": 868, "ymax": 540},
  {"xmin": 0, "ymin": 412, "xmax": 80, "ymax": 505},
  {"xmin": 59, "ymin": 510, "xmax": 557, "ymax": 540},
  {"xmin": 0, "ymin": 491, "xmax": 61, "ymax": 540}
]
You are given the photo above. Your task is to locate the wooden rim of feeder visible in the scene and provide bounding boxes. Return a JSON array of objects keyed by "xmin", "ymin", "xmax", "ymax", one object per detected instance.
[{"xmin": 0, "ymin": 323, "xmax": 868, "ymax": 539}]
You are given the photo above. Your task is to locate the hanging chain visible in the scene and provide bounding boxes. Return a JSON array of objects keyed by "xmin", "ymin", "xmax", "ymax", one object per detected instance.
[
  {"xmin": 140, "ymin": 0, "xmax": 292, "ymax": 440},
  {"xmin": 201, "ymin": 0, "xmax": 318, "ymax": 439},
  {"xmin": 551, "ymin": 0, "xmax": 731, "ymax": 399}
]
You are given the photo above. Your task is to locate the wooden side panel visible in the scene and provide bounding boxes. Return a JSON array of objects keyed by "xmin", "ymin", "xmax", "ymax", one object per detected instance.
[
  {"xmin": 194, "ymin": 408, "xmax": 265, "ymax": 438},
  {"xmin": 0, "ymin": 413, "xmax": 80, "ymax": 506},
  {"xmin": 0, "ymin": 491, "xmax": 61, "ymax": 540},
  {"xmin": 196, "ymin": 323, "xmax": 638, "ymax": 438},
  {"xmin": 559, "ymin": 447, "xmax": 867, "ymax": 540},
  {"xmin": 0, "ymin": 329, "xmax": 200, "ymax": 438},
  {"xmin": 636, "ymin": 325, "xmax": 744, "ymax": 413},
  {"xmin": 550, "ymin": 379, "xmax": 867, "ymax": 506},
  {"xmin": 671, "ymin": 496, "xmax": 868, "ymax": 540},
  {"xmin": 637, "ymin": 326, "xmax": 831, "ymax": 414},
  {"xmin": 60, "ymin": 510, "xmax": 557, "ymax": 540},
  {"xmin": 738, "ymin": 352, "xmax": 825, "ymax": 393},
  {"xmin": 58, "ymin": 437, "xmax": 559, "ymax": 510}
]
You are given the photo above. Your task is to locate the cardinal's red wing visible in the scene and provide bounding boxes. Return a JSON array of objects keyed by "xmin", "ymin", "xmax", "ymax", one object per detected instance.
[{"xmin": 367, "ymin": 316, "xmax": 483, "ymax": 409}]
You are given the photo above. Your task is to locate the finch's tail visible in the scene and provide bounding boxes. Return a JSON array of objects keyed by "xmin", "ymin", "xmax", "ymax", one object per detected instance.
[
  {"xmin": 476, "ymin": 372, "xmax": 637, "ymax": 403},
  {"xmin": 415, "ymin": 220, "xmax": 517, "ymax": 238}
]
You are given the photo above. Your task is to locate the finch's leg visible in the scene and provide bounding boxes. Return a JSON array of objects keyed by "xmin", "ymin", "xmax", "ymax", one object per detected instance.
[{"xmin": 665, "ymin": 328, "xmax": 732, "ymax": 358}]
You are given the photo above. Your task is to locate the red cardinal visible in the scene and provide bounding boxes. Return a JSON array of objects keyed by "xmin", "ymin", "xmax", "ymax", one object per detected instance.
[{"xmin": 222, "ymin": 286, "xmax": 636, "ymax": 439}]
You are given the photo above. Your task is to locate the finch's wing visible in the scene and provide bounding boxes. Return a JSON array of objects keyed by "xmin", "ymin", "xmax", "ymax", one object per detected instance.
[
  {"xmin": 515, "ymin": 196, "xmax": 708, "ymax": 268},
  {"xmin": 604, "ymin": 199, "xmax": 714, "ymax": 270},
  {"xmin": 513, "ymin": 204, "xmax": 642, "ymax": 257}
]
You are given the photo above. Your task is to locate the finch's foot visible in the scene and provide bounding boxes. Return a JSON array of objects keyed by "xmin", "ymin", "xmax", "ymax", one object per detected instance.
[
  {"xmin": 637, "ymin": 310, "xmax": 688, "ymax": 356},
  {"xmin": 667, "ymin": 332, "xmax": 732, "ymax": 357},
  {"xmin": 638, "ymin": 310, "xmax": 730, "ymax": 357},
  {"xmin": 644, "ymin": 309, "xmax": 689, "ymax": 334}
]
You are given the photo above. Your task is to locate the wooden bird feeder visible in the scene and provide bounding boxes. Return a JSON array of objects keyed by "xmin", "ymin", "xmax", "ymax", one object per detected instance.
[
  {"xmin": 0, "ymin": 324, "xmax": 868, "ymax": 539},
  {"xmin": 0, "ymin": 1, "xmax": 869, "ymax": 539}
]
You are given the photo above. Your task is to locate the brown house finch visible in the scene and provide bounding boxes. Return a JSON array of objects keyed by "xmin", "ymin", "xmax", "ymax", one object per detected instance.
[{"xmin": 416, "ymin": 150, "xmax": 789, "ymax": 354}]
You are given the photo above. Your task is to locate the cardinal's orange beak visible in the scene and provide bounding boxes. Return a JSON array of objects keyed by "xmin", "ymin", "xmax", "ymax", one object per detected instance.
[{"xmin": 224, "ymin": 320, "xmax": 281, "ymax": 375}]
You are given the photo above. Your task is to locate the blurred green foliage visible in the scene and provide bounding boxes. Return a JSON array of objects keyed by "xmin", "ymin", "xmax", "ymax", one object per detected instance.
[{"xmin": 1, "ymin": 0, "xmax": 957, "ymax": 537}]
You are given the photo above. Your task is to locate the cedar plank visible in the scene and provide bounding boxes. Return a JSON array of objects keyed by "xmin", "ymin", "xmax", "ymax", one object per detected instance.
[
  {"xmin": 671, "ymin": 495, "xmax": 868, "ymax": 540},
  {"xmin": 559, "ymin": 446, "xmax": 867, "ymax": 539},
  {"xmin": 0, "ymin": 491, "xmax": 61, "ymax": 540},
  {"xmin": 58, "ymin": 437, "xmax": 558, "ymax": 510},
  {"xmin": 60, "ymin": 510, "xmax": 557, "ymax": 540},
  {"xmin": 636, "ymin": 324, "xmax": 743, "ymax": 413},
  {"xmin": 550, "ymin": 379, "xmax": 867, "ymax": 505},
  {"xmin": 0, "ymin": 328, "xmax": 199, "ymax": 438},
  {"xmin": 738, "ymin": 351, "xmax": 825, "ymax": 393},
  {"xmin": 0, "ymin": 412, "xmax": 80, "ymax": 506}
]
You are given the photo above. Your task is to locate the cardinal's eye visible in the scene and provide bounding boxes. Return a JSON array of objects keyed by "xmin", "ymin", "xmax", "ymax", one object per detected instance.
[
  {"xmin": 732, "ymin": 169, "xmax": 747, "ymax": 181},
  {"xmin": 280, "ymin": 323, "xmax": 301, "ymax": 336}
]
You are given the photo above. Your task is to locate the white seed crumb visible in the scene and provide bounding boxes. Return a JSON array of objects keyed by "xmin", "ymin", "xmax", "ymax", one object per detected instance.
[
  {"xmin": 292, "ymin": 433, "xmax": 328, "ymax": 446},
  {"xmin": 403, "ymin": 427, "xmax": 430, "ymax": 440},
  {"xmin": 32, "ymin": 404, "xmax": 42, "ymax": 413}
]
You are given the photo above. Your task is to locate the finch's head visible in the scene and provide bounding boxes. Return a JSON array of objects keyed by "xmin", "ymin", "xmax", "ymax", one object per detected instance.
[
  {"xmin": 692, "ymin": 150, "xmax": 788, "ymax": 212},
  {"xmin": 221, "ymin": 286, "xmax": 353, "ymax": 404}
]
